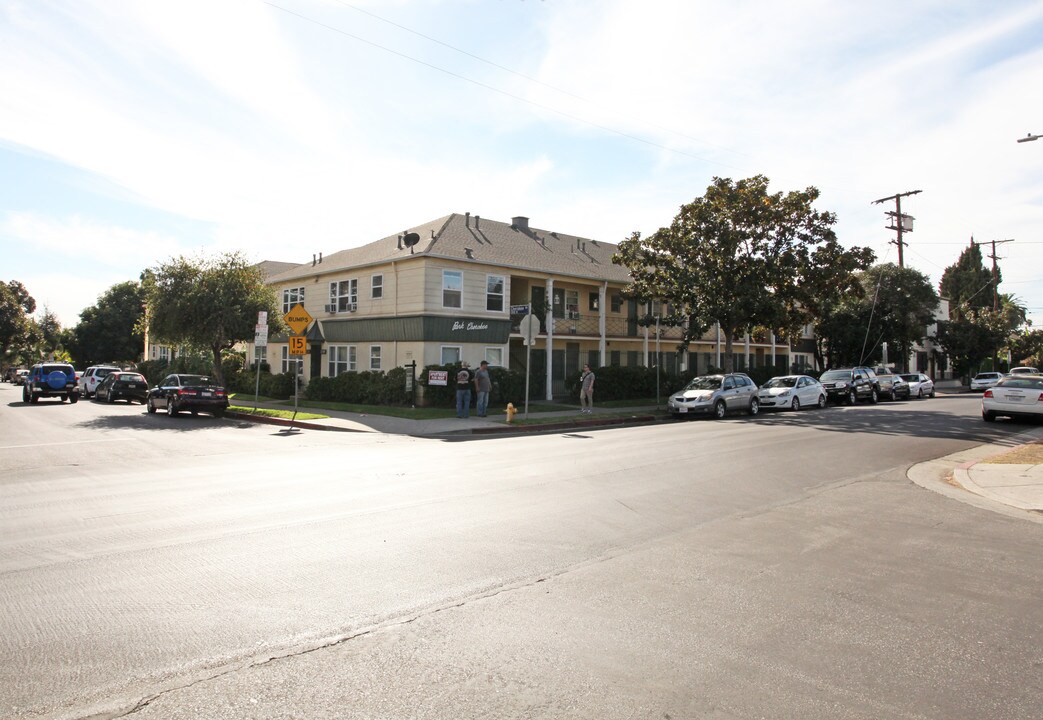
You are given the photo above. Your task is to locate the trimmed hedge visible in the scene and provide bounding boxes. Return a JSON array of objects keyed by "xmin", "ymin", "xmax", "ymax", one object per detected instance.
[
  {"xmin": 420, "ymin": 364, "xmax": 530, "ymax": 407},
  {"xmin": 303, "ymin": 368, "xmax": 409, "ymax": 405}
]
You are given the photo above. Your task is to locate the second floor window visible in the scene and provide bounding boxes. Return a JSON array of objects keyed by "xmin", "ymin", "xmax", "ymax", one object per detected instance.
[
  {"xmin": 283, "ymin": 287, "xmax": 304, "ymax": 314},
  {"xmin": 565, "ymin": 290, "xmax": 579, "ymax": 319},
  {"xmin": 611, "ymin": 294, "xmax": 622, "ymax": 313},
  {"xmin": 486, "ymin": 275, "xmax": 504, "ymax": 312},
  {"xmin": 330, "ymin": 279, "xmax": 357, "ymax": 312},
  {"xmin": 443, "ymin": 270, "xmax": 462, "ymax": 308},
  {"xmin": 371, "ymin": 274, "xmax": 383, "ymax": 299}
]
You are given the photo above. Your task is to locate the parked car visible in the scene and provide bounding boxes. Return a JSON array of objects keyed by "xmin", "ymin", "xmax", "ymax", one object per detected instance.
[
  {"xmin": 668, "ymin": 373, "xmax": 759, "ymax": 419},
  {"xmin": 3, "ymin": 366, "xmax": 22, "ymax": 382},
  {"xmin": 94, "ymin": 371, "xmax": 149, "ymax": 404},
  {"xmin": 756, "ymin": 374, "xmax": 826, "ymax": 411},
  {"xmin": 146, "ymin": 374, "xmax": 229, "ymax": 418},
  {"xmin": 818, "ymin": 367, "xmax": 880, "ymax": 405},
  {"xmin": 80, "ymin": 365, "xmax": 121, "ymax": 398},
  {"xmin": 1009, "ymin": 366, "xmax": 1040, "ymax": 376},
  {"xmin": 982, "ymin": 374, "xmax": 1043, "ymax": 422},
  {"xmin": 11, "ymin": 369, "xmax": 29, "ymax": 385},
  {"xmin": 22, "ymin": 362, "xmax": 79, "ymax": 404},
  {"xmin": 873, "ymin": 368, "xmax": 911, "ymax": 401},
  {"xmin": 900, "ymin": 372, "xmax": 935, "ymax": 399},
  {"xmin": 970, "ymin": 372, "xmax": 1004, "ymax": 392}
]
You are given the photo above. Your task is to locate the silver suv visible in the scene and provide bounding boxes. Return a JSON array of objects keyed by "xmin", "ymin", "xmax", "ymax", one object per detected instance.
[{"xmin": 668, "ymin": 373, "xmax": 759, "ymax": 419}]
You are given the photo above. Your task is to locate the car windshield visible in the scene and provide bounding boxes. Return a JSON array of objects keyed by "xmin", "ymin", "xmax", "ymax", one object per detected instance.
[
  {"xmin": 1010, "ymin": 368, "xmax": 1039, "ymax": 374},
  {"xmin": 997, "ymin": 377, "xmax": 1043, "ymax": 389},
  {"xmin": 117, "ymin": 373, "xmax": 145, "ymax": 382},
  {"xmin": 819, "ymin": 370, "xmax": 851, "ymax": 381},
  {"xmin": 975, "ymin": 373, "xmax": 999, "ymax": 380},
  {"xmin": 900, "ymin": 374, "xmax": 919, "ymax": 382},
  {"xmin": 684, "ymin": 376, "xmax": 723, "ymax": 391},
  {"xmin": 180, "ymin": 375, "xmax": 216, "ymax": 387},
  {"xmin": 764, "ymin": 377, "xmax": 797, "ymax": 388}
]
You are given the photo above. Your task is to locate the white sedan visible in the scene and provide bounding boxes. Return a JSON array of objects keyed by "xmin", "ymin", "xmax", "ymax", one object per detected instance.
[
  {"xmin": 982, "ymin": 374, "xmax": 1043, "ymax": 422},
  {"xmin": 970, "ymin": 372, "xmax": 1004, "ymax": 391},
  {"xmin": 900, "ymin": 372, "xmax": 935, "ymax": 399},
  {"xmin": 757, "ymin": 374, "xmax": 826, "ymax": 411}
]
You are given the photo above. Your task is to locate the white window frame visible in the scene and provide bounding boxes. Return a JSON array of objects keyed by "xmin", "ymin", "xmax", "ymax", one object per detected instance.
[
  {"xmin": 442, "ymin": 269, "xmax": 462, "ymax": 309},
  {"xmin": 441, "ymin": 346, "xmax": 462, "ymax": 365},
  {"xmin": 371, "ymin": 274, "xmax": 383, "ymax": 300},
  {"xmin": 565, "ymin": 290, "xmax": 580, "ymax": 319},
  {"xmin": 328, "ymin": 345, "xmax": 352, "ymax": 376},
  {"xmin": 329, "ymin": 279, "xmax": 358, "ymax": 313},
  {"xmin": 253, "ymin": 346, "xmax": 267, "ymax": 367},
  {"xmin": 486, "ymin": 274, "xmax": 505, "ymax": 312},
  {"xmin": 158, "ymin": 346, "xmax": 169, "ymax": 362},
  {"xmin": 282, "ymin": 287, "xmax": 305, "ymax": 314},
  {"xmin": 369, "ymin": 345, "xmax": 381, "ymax": 371},
  {"xmin": 484, "ymin": 346, "xmax": 504, "ymax": 367},
  {"xmin": 281, "ymin": 345, "xmax": 303, "ymax": 374}
]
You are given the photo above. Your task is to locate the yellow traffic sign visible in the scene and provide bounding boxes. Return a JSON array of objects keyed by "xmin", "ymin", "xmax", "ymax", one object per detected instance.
[
  {"xmin": 289, "ymin": 336, "xmax": 307, "ymax": 356},
  {"xmin": 283, "ymin": 303, "xmax": 313, "ymax": 335}
]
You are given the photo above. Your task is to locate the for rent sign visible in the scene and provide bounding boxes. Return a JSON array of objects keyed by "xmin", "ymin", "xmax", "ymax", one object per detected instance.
[{"xmin": 427, "ymin": 370, "xmax": 448, "ymax": 386}]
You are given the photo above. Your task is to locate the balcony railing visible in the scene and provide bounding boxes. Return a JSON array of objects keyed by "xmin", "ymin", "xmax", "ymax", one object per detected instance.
[{"xmin": 510, "ymin": 312, "xmax": 686, "ymax": 339}]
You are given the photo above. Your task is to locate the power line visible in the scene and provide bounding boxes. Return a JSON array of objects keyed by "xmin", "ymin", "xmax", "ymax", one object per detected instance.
[{"xmin": 263, "ymin": 1, "xmax": 740, "ymax": 168}]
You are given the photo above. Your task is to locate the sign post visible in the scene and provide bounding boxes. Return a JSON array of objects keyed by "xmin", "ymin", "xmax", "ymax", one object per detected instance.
[
  {"xmin": 519, "ymin": 314, "xmax": 539, "ymax": 419},
  {"xmin": 283, "ymin": 304, "xmax": 313, "ymax": 432},
  {"xmin": 253, "ymin": 320, "xmax": 268, "ymax": 411}
]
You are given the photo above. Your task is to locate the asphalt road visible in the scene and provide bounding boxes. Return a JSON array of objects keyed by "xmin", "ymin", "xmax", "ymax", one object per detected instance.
[{"xmin": 1, "ymin": 382, "xmax": 1040, "ymax": 719}]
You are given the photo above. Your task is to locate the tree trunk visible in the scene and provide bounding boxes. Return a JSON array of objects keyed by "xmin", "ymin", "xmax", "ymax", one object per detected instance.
[
  {"xmin": 722, "ymin": 323, "xmax": 736, "ymax": 373},
  {"xmin": 211, "ymin": 344, "xmax": 225, "ymax": 387}
]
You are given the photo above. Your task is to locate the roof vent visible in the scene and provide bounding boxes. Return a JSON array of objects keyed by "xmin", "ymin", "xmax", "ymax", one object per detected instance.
[
  {"xmin": 465, "ymin": 211, "xmax": 470, "ymax": 227},
  {"xmin": 512, "ymin": 216, "xmax": 529, "ymax": 231},
  {"xmin": 464, "ymin": 247, "xmax": 474, "ymax": 259},
  {"xmin": 474, "ymin": 215, "xmax": 480, "ymax": 230}
]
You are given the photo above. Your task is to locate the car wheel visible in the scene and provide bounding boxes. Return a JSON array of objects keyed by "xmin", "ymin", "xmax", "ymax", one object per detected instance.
[
  {"xmin": 106, "ymin": 391, "xmax": 115, "ymax": 404},
  {"xmin": 870, "ymin": 389, "xmax": 879, "ymax": 404},
  {"xmin": 69, "ymin": 393, "xmax": 78, "ymax": 404},
  {"xmin": 190, "ymin": 409, "xmax": 198, "ymax": 416},
  {"xmin": 30, "ymin": 392, "xmax": 39, "ymax": 404},
  {"xmin": 817, "ymin": 394, "xmax": 826, "ymax": 409},
  {"xmin": 213, "ymin": 409, "xmax": 225, "ymax": 419},
  {"xmin": 848, "ymin": 389, "xmax": 857, "ymax": 405},
  {"xmin": 748, "ymin": 397, "xmax": 759, "ymax": 416},
  {"xmin": 147, "ymin": 396, "xmax": 156, "ymax": 414},
  {"xmin": 930, "ymin": 388, "xmax": 936, "ymax": 398},
  {"xmin": 982, "ymin": 410, "xmax": 996, "ymax": 422},
  {"xmin": 887, "ymin": 389, "xmax": 895, "ymax": 401},
  {"xmin": 167, "ymin": 398, "xmax": 178, "ymax": 416},
  {"xmin": 22, "ymin": 386, "xmax": 29, "ymax": 403},
  {"xmin": 713, "ymin": 400, "xmax": 727, "ymax": 419},
  {"xmin": 791, "ymin": 397, "xmax": 800, "ymax": 411},
  {"xmin": 917, "ymin": 388, "xmax": 923, "ymax": 399}
]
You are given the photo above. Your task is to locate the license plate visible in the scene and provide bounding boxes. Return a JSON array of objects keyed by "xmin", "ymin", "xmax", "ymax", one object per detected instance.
[
  {"xmin": 202, "ymin": 391, "xmax": 212, "ymax": 397},
  {"xmin": 1004, "ymin": 394, "xmax": 1024, "ymax": 403},
  {"xmin": 678, "ymin": 407, "xmax": 687, "ymax": 413}
]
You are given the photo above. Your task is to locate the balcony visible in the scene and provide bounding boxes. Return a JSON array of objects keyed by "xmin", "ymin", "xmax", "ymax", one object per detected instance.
[{"xmin": 510, "ymin": 312, "xmax": 686, "ymax": 339}]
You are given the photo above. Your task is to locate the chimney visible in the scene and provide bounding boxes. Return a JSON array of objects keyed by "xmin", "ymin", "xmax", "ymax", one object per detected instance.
[
  {"xmin": 312, "ymin": 254, "xmax": 316, "ymax": 266},
  {"xmin": 512, "ymin": 216, "xmax": 529, "ymax": 231},
  {"xmin": 465, "ymin": 211, "xmax": 470, "ymax": 227},
  {"xmin": 474, "ymin": 215, "xmax": 480, "ymax": 230},
  {"xmin": 319, "ymin": 252, "xmax": 323, "ymax": 263},
  {"xmin": 397, "ymin": 234, "xmax": 403, "ymax": 249}
]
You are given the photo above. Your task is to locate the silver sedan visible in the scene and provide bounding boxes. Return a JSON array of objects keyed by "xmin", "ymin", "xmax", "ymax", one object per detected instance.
[
  {"xmin": 900, "ymin": 372, "xmax": 935, "ymax": 399},
  {"xmin": 756, "ymin": 375, "xmax": 826, "ymax": 411}
]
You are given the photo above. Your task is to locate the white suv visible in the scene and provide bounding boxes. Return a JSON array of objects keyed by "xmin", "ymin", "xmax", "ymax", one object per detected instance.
[{"xmin": 81, "ymin": 365, "xmax": 121, "ymax": 398}]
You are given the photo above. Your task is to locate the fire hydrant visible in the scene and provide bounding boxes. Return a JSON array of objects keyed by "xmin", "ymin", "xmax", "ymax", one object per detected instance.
[{"xmin": 505, "ymin": 402, "xmax": 517, "ymax": 423}]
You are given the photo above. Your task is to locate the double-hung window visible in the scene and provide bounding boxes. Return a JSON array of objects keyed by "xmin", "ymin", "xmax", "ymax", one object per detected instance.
[
  {"xmin": 565, "ymin": 290, "xmax": 579, "ymax": 319},
  {"xmin": 486, "ymin": 274, "xmax": 505, "ymax": 312},
  {"xmin": 371, "ymin": 274, "xmax": 383, "ymax": 300},
  {"xmin": 282, "ymin": 287, "xmax": 305, "ymax": 314},
  {"xmin": 370, "ymin": 346, "xmax": 381, "ymax": 371},
  {"xmin": 330, "ymin": 279, "xmax": 357, "ymax": 312},
  {"xmin": 328, "ymin": 345, "xmax": 354, "ymax": 376},
  {"xmin": 281, "ymin": 346, "xmax": 303, "ymax": 374},
  {"xmin": 442, "ymin": 270, "xmax": 462, "ymax": 308}
]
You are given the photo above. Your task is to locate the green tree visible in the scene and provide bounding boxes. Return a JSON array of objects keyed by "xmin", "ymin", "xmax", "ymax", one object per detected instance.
[
  {"xmin": 1009, "ymin": 328, "xmax": 1043, "ymax": 368},
  {"xmin": 936, "ymin": 311, "xmax": 1009, "ymax": 380},
  {"xmin": 614, "ymin": 175, "xmax": 873, "ymax": 372},
  {"xmin": 939, "ymin": 241, "xmax": 996, "ymax": 318},
  {"xmin": 815, "ymin": 264, "xmax": 938, "ymax": 371},
  {"xmin": 142, "ymin": 252, "xmax": 282, "ymax": 386},
  {"xmin": 0, "ymin": 280, "xmax": 37, "ymax": 362},
  {"xmin": 67, "ymin": 281, "xmax": 146, "ymax": 367}
]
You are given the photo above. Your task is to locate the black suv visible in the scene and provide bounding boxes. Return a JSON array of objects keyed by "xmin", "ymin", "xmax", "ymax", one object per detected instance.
[
  {"xmin": 23, "ymin": 362, "xmax": 79, "ymax": 404},
  {"xmin": 818, "ymin": 367, "xmax": 880, "ymax": 405}
]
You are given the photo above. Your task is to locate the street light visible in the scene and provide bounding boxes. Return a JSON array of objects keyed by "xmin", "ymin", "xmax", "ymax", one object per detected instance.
[{"xmin": 1016, "ymin": 132, "xmax": 1041, "ymax": 143}]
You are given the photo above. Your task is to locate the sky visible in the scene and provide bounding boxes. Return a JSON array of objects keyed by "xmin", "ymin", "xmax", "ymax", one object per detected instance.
[{"xmin": 2, "ymin": 0, "xmax": 1042, "ymax": 330}]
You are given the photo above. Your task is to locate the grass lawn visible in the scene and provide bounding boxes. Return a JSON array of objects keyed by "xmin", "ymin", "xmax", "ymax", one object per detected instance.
[{"xmin": 228, "ymin": 405, "xmax": 329, "ymax": 421}]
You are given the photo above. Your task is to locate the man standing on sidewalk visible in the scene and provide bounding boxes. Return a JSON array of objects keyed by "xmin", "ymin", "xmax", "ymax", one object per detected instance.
[
  {"xmin": 474, "ymin": 360, "xmax": 492, "ymax": 417},
  {"xmin": 455, "ymin": 363, "xmax": 473, "ymax": 418},
  {"xmin": 580, "ymin": 363, "xmax": 595, "ymax": 413}
]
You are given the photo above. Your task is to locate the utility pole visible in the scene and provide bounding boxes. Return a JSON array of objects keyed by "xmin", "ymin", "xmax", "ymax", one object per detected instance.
[
  {"xmin": 972, "ymin": 238, "xmax": 1015, "ymax": 310},
  {"xmin": 871, "ymin": 190, "xmax": 922, "ymax": 267}
]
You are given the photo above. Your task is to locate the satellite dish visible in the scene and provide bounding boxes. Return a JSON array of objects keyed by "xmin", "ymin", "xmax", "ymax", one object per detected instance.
[{"xmin": 402, "ymin": 232, "xmax": 420, "ymax": 247}]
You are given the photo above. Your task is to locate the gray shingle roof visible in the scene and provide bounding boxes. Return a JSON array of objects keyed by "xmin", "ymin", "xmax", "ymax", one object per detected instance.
[{"xmin": 266, "ymin": 213, "xmax": 632, "ymax": 285}]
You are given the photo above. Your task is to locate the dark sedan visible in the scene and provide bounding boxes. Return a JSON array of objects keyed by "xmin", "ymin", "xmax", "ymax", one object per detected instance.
[
  {"xmin": 146, "ymin": 373, "xmax": 229, "ymax": 418},
  {"xmin": 95, "ymin": 371, "xmax": 149, "ymax": 404}
]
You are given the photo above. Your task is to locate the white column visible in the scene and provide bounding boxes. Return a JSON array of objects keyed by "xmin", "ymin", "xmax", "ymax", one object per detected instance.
[
  {"xmin": 598, "ymin": 282, "xmax": 607, "ymax": 365},
  {"xmin": 545, "ymin": 279, "xmax": 554, "ymax": 400},
  {"xmin": 744, "ymin": 332, "xmax": 751, "ymax": 371}
]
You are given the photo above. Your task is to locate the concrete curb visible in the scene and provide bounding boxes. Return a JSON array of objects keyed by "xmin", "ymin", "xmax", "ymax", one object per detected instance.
[
  {"xmin": 225, "ymin": 410, "xmax": 361, "ymax": 432},
  {"xmin": 467, "ymin": 413, "xmax": 659, "ymax": 436}
]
